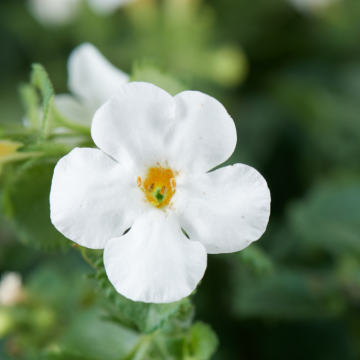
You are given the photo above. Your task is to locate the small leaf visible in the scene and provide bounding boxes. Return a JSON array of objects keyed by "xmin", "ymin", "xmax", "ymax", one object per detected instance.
[
  {"xmin": 56, "ymin": 308, "xmax": 140, "ymax": 360},
  {"xmin": 18, "ymin": 83, "xmax": 41, "ymax": 130},
  {"xmin": 238, "ymin": 243, "xmax": 274, "ymax": 273},
  {"xmin": 2, "ymin": 158, "xmax": 70, "ymax": 250},
  {"xmin": 30, "ymin": 64, "xmax": 54, "ymax": 139},
  {"xmin": 92, "ymin": 257, "xmax": 194, "ymax": 334},
  {"xmin": 186, "ymin": 322, "xmax": 219, "ymax": 360}
]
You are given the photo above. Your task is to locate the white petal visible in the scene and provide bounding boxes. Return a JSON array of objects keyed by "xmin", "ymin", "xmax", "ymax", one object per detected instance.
[
  {"xmin": 165, "ymin": 91, "xmax": 237, "ymax": 173},
  {"xmin": 50, "ymin": 148, "xmax": 144, "ymax": 249},
  {"xmin": 55, "ymin": 94, "xmax": 93, "ymax": 126},
  {"xmin": 27, "ymin": 0, "xmax": 81, "ymax": 27},
  {"xmin": 174, "ymin": 164, "xmax": 271, "ymax": 254},
  {"xmin": 87, "ymin": 0, "xmax": 136, "ymax": 15},
  {"xmin": 92, "ymin": 82, "xmax": 176, "ymax": 170},
  {"xmin": 103, "ymin": 212, "xmax": 207, "ymax": 303},
  {"xmin": 68, "ymin": 43, "xmax": 129, "ymax": 114}
]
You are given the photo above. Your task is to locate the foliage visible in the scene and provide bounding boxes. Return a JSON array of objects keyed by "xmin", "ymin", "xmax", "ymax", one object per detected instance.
[{"xmin": 1, "ymin": 0, "xmax": 360, "ymax": 359}]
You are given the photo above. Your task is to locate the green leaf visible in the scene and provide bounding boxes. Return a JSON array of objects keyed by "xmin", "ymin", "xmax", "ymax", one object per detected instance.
[
  {"xmin": 92, "ymin": 256, "xmax": 194, "ymax": 334},
  {"xmin": 288, "ymin": 182, "xmax": 360, "ymax": 255},
  {"xmin": 18, "ymin": 83, "xmax": 41, "ymax": 130},
  {"xmin": 185, "ymin": 322, "xmax": 219, "ymax": 360},
  {"xmin": 106, "ymin": 287, "xmax": 193, "ymax": 335},
  {"xmin": 30, "ymin": 64, "xmax": 54, "ymax": 139},
  {"xmin": 231, "ymin": 267, "xmax": 346, "ymax": 320},
  {"xmin": 238, "ymin": 244, "xmax": 274, "ymax": 273},
  {"xmin": 56, "ymin": 308, "xmax": 140, "ymax": 360},
  {"xmin": 131, "ymin": 60, "xmax": 190, "ymax": 96},
  {"xmin": 2, "ymin": 158, "xmax": 70, "ymax": 250}
]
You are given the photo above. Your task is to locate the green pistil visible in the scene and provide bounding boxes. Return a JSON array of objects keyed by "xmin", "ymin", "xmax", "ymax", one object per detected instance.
[{"xmin": 154, "ymin": 188, "xmax": 165, "ymax": 203}]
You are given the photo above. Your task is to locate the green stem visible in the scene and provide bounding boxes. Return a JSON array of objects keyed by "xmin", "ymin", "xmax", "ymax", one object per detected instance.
[
  {"xmin": 53, "ymin": 113, "xmax": 91, "ymax": 136},
  {"xmin": 79, "ymin": 246, "xmax": 96, "ymax": 269},
  {"xmin": 122, "ymin": 330, "xmax": 160, "ymax": 360}
]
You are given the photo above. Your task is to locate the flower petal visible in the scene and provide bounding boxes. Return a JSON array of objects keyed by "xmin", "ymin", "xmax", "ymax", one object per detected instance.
[
  {"xmin": 87, "ymin": 0, "xmax": 136, "ymax": 15},
  {"xmin": 165, "ymin": 91, "xmax": 237, "ymax": 173},
  {"xmin": 174, "ymin": 164, "xmax": 271, "ymax": 254},
  {"xmin": 50, "ymin": 148, "xmax": 144, "ymax": 249},
  {"xmin": 103, "ymin": 212, "xmax": 207, "ymax": 303},
  {"xmin": 91, "ymin": 82, "xmax": 176, "ymax": 170},
  {"xmin": 55, "ymin": 94, "xmax": 93, "ymax": 125},
  {"xmin": 68, "ymin": 43, "xmax": 129, "ymax": 114}
]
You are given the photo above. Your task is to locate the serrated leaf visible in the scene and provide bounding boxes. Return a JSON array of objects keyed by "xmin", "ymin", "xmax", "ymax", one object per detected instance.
[
  {"xmin": 30, "ymin": 64, "xmax": 54, "ymax": 139},
  {"xmin": 106, "ymin": 287, "xmax": 192, "ymax": 334},
  {"xmin": 2, "ymin": 158, "xmax": 70, "ymax": 250},
  {"xmin": 186, "ymin": 322, "xmax": 219, "ymax": 360},
  {"xmin": 18, "ymin": 83, "xmax": 41, "ymax": 130},
  {"xmin": 131, "ymin": 60, "xmax": 190, "ymax": 96},
  {"xmin": 90, "ymin": 253, "xmax": 194, "ymax": 334}
]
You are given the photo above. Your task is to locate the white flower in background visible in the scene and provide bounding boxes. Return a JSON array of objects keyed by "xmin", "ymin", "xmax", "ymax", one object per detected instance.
[
  {"xmin": 288, "ymin": 0, "xmax": 338, "ymax": 12},
  {"xmin": 0, "ymin": 272, "xmax": 24, "ymax": 306},
  {"xmin": 28, "ymin": 0, "xmax": 81, "ymax": 27},
  {"xmin": 55, "ymin": 43, "xmax": 129, "ymax": 127},
  {"xmin": 50, "ymin": 82, "xmax": 271, "ymax": 304}
]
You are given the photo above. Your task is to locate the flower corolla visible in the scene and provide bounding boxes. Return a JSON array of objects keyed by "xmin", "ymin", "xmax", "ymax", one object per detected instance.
[
  {"xmin": 50, "ymin": 82, "xmax": 271, "ymax": 304},
  {"xmin": 55, "ymin": 43, "xmax": 129, "ymax": 127}
]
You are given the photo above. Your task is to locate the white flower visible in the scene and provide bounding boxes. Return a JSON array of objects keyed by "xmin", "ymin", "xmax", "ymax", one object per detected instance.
[
  {"xmin": 28, "ymin": 0, "xmax": 81, "ymax": 27},
  {"xmin": 50, "ymin": 82, "xmax": 271, "ymax": 304},
  {"xmin": 288, "ymin": 0, "xmax": 338, "ymax": 12},
  {"xmin": 55, "ymin": 43, "xmax": 129, "ymax": 127},
  {"xmin": 0, "ymin": 272, "xmax": 24, "ymax": 306}
]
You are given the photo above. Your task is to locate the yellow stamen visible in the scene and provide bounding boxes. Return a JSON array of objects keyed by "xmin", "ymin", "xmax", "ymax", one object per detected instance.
[
  {"xmin": 137, "ymin": 177, "xmax": 142, "ymax": 187},
  {"xmin": 140, "ymin": 166, "xmax": 176, "ymax": 208},
  {"xmin": 170, "ymin": 178, "xmax": 176, "ymax": 191}
]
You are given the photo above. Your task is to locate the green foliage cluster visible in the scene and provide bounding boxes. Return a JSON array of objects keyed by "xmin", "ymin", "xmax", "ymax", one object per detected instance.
[
  {"xmin": 0, "ymin": 60, "xmax": 218, "ymax": 360},
  {"xmin": 1, "ymin": 0, "xmax": 360, "ymax": 359}
]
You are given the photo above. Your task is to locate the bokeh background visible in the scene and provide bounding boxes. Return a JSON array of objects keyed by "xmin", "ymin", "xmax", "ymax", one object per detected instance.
[{"xmin": 1, "ymin": 0, "xmax": 360, "ymax": 359}]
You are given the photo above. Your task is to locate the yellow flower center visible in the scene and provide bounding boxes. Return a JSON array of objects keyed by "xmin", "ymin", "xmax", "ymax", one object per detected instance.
[{"xmin": 138, "ymin": 166, "xmax": 176, "ymax": 208}]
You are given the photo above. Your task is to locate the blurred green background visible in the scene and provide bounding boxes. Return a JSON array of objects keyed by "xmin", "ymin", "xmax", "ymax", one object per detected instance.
[{"xmin": 1, "ymin": 0, "xmax": 360, "ymax": 359}]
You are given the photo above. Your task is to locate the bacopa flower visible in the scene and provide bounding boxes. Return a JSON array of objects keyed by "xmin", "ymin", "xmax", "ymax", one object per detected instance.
[
  {"xmin": 50, "ymin": 82, "xmax": 271, "ymax": 303},
  {"xmin": 55, "ymin": 43, "xmax": 129, "ymax": 127}
]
